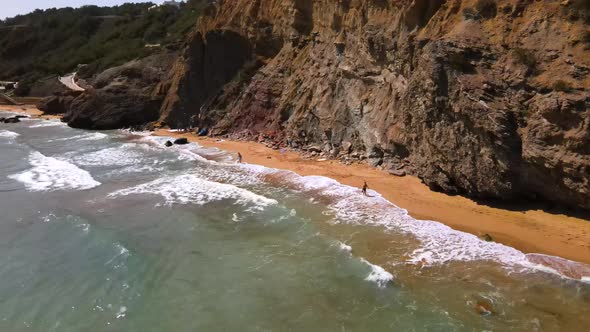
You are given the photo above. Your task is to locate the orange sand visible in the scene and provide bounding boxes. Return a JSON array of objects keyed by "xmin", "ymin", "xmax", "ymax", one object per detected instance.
[
  {"xmin": 154, "ymin": 129, "xmax": 590, "ymax": 265},
  {"xmin": 0, "ymin": 104, "xmax": 61, "ymax": 120}
]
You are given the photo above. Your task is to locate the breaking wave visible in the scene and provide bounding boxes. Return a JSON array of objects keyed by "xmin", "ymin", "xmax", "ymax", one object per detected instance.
[
  {"xmin": 108, "ymin": 173, "xmax": 277, "ymax": 210},
  {"xmin": 8, "ymin": 151, "xmax": 101, "ymax": 191},
  {"xmin": 0, "ymin": 130, "xmax": 19, "ymax": 140}
]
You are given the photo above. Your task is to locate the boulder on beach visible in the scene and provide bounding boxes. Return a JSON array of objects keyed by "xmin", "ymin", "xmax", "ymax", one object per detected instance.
[
  {"xmin": 174, "ymin": 138, "xmax": 189, "ymax": 145},
  {"xmin": 165, "ymin": 140, "xmax": 173, "ymax": 147},
  {"xmin": 2, "ymin": 116, "xmax": 21, "ymax": 123}
]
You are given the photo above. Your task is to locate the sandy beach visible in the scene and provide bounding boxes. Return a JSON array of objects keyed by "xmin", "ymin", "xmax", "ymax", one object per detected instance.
[
  {"xmin": 0, "ymin": 104, "xmax": 60, "ymax": 120},
  {"xmin": 2, "ymin": 104, "xmax": 589, "ymax": 265},
  {"xmin": 154, "ymin": 129, "xmax": 590, "ymax": 265}
]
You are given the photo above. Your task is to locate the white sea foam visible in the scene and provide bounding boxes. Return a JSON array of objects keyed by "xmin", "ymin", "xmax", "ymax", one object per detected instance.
[
  {"xmin": 70, "ymin": 144, "xmax": 148, "ymax": 167},
  {"xmin": 336, "ymin": 241, "xmax": 352, "ymax": 254},
  {"xmin": 48, "ymin": 132, "xmax": 107, "ymax": 142},
  {"xmin": 80, "ymin": 132, "xmax": 108, "ymax": 140},
  {"xmin": 105, "ymin": 243, "xmax": 130, "ymax": 267},
  {"xmin": 0, "ymin": 130, "xmax": 19, "ymax": 139},
  {"xmin": 28, "ymin": 121, "xmax": 66, "ymax": 128},
  {"xmin": 108, "ymin": 173, "xmax": 277, "ymax": 210},
  {"xmin": 361, "ymin": 258, "xmax": 394, "ymax": 288},
  {"xmin": 244, "ymin": 169, "xmax": 590, "ymax": 281},
  {"xmin": 116, "ymin": 306, "xmax": 127, "ymax": 319},
  {"xmin": 8, "ymin": 151, "xmax": 101, "ymax": 191}
]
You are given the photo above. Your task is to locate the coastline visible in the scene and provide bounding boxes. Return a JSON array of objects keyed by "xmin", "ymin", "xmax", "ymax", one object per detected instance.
[
  {"xmin": 153, "ymin": 129, "xmax": 590, "ymax": 265},
  {"xmin": 2, "ymin": 105, "xmax": 589, "ymax": 265},
  {"xmin": 0, "ymin": 104, "xmax": 61, "ymax": 120}
]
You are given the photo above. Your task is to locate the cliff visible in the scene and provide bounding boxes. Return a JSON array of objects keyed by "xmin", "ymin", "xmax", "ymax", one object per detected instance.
[
  {"xmin": 155, "ymin": 0, "xmax": 590, "ymax": 210},
  {"xmin": 64, "ymin": 0, "xmax": 590, "ymax": 210}
]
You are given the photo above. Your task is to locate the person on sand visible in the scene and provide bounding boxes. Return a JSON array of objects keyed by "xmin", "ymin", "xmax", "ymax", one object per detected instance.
[
  {"xmin": 237, "ymin": 152, "xmax": 243, "ymax": 163},
  {"xmin": 362, "ymin": 181, "xmax": 369, "ymax": 196}
]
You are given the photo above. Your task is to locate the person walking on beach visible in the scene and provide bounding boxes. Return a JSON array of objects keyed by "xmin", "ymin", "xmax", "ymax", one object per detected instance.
[
  {"xmin": 362, "ymin": 180, "xmax": 368, "ymax": 196},
  {"xmin": 237, "ymin": 152, "xmax": 243, "ymax": 163}
]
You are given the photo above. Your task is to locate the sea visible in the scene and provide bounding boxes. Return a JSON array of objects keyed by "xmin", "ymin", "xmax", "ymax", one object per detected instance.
[{"xmin": 1, "ymin": 109, "xmax": 589, "ymax": 331}]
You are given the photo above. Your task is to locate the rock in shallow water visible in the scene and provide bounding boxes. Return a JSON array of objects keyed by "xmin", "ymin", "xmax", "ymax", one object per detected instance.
[
  {"xmin": 173, "ymin": 138, "xmax": 189, "ymax": 145},
  {"xmin": 2, "ymin": 116, "xmax": 21, "ymax": 123}
]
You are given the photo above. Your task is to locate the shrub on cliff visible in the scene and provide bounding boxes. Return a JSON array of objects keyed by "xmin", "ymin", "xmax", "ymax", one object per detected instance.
[
  {"xmin": 553, "ymin": 80, "xmax": 572, "ymax": 92},
  {"xmin": 512, "ymin": 48, "xmax": 537, "ymax": 71},
  {"xmin": 0, "ymin": 1, "xmax": 207, "ymax": 84},
  {"xmin": 475, "ymin": 0, "xmax": 497, "ymax": 19}
]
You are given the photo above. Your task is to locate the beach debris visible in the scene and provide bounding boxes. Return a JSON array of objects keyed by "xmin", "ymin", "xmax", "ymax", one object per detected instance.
[
  {"xmin": 173, "ymin": 138, "xmax": 189, "ymax": 145},
  {"xmin": 164, "ymin": 140, "xmax": 173, "ymax": 147},
  {"xmin": 481, "ymin": 233, "xmax": 494, "ymax": 242}
]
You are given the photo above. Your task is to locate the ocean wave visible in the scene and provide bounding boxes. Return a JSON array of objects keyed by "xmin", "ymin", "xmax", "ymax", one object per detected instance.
[
  {"xmin": 108, "ymin": 173, "xmax": 278, "ymax": 209},
  {"xmin": 28, "ymin": 121, "xmax": 66, "ymax": 128},
  {"xmin": 361, "ymin": 258, "xmax": 394, "ymax": 288},
  {"xmin": 334, "ymin": 241, "xmax": 352, "ymax": 254},
  {"xmin": 8, "ymin": 151, "xmax": 101, "ymax": 191},
  {"xmin": 69, "ymin": 144, "xmax": 149, "ymax": 167},
  {"xmin": 48, "ymin": 132, "xmax": 108, "ymax": 142},
  {"xmin": 0, "ymin": 130, "xmax": 19, "ymax": 139}
]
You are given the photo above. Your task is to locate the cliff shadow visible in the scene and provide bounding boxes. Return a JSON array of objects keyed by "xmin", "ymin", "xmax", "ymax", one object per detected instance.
[
  {"xmin": 163, "ymin": 29, "xmax": 253, "ymax": 128},
  {"xmin": 469, "ymin": 196, "xmax": 590, "ymax": 222}
]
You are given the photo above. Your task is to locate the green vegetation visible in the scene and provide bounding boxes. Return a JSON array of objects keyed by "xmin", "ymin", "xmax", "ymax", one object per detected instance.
[{"xmin": 0, "ymin": 1, "xmax": 207, "ymax": 83}]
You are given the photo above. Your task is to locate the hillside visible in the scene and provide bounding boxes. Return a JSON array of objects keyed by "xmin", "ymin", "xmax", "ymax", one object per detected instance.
[{"xmin": 0, "ymin": 0, "xmax": 207, "ymax": 95}]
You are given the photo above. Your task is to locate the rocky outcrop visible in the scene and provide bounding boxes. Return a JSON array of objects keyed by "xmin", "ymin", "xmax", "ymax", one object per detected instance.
[
  {"xmin": 36, "ymin": 91, "xmax": 79, "ymax": 115},
  {"xmin": 155, "ymin": 0, "xmax": 590, "ymax": 210},
  {"xmin": 62, "ymin": 90, "xmax": 161, "ymax": 130},
  {"xmin": 173, "ymin": 138, "xmax": 189, "ymax": 145},
  {"xmin": 1, "ymin": 115, "xmax": 28, "ymax": 123},
  {"xmin": 54, "ymin": 52, "xmax": 178, "ymax": 129}
]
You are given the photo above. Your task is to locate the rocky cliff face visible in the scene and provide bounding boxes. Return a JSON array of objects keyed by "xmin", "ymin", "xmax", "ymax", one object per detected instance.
[
  {"xmin": 39, "ymin": 52, "xmax": 178, "ymax": 129},
  {"xmin": 157, "ymin": 0, "xmax": 590, "ymax": 209},
  {"xmin": 63, "ymin": 0, "xmax": 590, "ymax": 210}
]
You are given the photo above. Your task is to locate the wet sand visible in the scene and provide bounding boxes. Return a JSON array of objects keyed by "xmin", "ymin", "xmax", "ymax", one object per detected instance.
[{"xmin": 154, "ymin": 129, "xmax": 590, "ymax": 265}]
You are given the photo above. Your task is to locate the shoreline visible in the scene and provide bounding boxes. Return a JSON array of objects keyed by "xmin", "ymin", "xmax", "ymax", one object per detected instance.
[
  {"xmin": 0, "ymin": 104, "xmax": 61, "ymax": 120},
  {"xmin": 2, "ymin": 105, "xmax": 589, "ymax": 265},
  {"xmin": 153, "ymin": 129, "xmax": 590, "ymax": 265}
]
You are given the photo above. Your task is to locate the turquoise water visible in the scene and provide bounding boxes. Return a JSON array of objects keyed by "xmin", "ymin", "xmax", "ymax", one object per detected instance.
[{"xmin": 0, "ymin": 110, "xmax": 589, "ymax": 331}]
